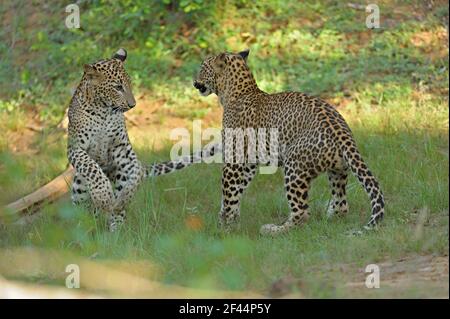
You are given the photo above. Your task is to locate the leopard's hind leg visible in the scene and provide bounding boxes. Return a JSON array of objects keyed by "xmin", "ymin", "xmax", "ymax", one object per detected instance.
[{"xmin": 327, "ymin": 169, "xmax": 349, "ymax": 218}]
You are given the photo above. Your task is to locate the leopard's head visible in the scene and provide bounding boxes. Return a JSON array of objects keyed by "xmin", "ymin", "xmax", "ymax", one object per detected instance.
[
  {"xmin": 83, "ymin": 48, "xmax": 136, "ymax": 112},
  {"xmin": 193, "ymin": 49, "xmax": 250, "ymax": 97}
]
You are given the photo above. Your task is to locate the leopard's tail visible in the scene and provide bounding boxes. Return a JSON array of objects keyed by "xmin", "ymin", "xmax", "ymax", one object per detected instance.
[
  {"xmin": 340, "ymin": 135, "xmax": 385, "ymax": 228},
  {"xmin": 145, "ymin": 143, "xmax": 221, "ymax": 178}
]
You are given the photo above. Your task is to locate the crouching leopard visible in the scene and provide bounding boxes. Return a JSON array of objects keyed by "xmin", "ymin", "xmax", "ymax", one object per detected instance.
[
  {"xmin": 193, "ymin": 49, "xmax": 384, "ymax": 236},
  {"xmin": 68, "ymin": 48, "xmax": 219, "ymax": 231}
]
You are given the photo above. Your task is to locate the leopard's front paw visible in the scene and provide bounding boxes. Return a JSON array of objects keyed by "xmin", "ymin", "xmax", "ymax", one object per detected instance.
[
  {"xmin": 108, "ymin": 221, "xmax": 118, "ymax": 232},
  {"xmin": 218, "ymin": 213, "xmax": 240, "ymax": 233},
  {"xmin": 108, "ymin": 211, "xmax": 125, "ymax": 232}
]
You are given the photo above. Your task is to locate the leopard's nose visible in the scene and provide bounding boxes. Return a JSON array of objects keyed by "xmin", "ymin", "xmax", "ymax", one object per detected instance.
[
  {"xmin": 193, "ymin": 81, "xmax": 202, "ymax": 89},
  {"xmin": 126, "ymin": 94, "xmax": 136, "ymax": 108}
]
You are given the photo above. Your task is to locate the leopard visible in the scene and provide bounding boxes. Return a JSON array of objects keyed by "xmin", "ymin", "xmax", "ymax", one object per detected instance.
[
  {"xmin": 193, "ymin": 49, "xmax": 385, "ymax": 236},
  {"xmin": 68, "ymin": 48, "xmax": 219, "ymax": 231}
]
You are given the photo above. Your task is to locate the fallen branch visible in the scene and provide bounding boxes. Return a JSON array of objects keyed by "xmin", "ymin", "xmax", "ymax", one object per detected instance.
[{"xmin": 3, "ymin": 167, "xmax": 74, "ymax": 217}]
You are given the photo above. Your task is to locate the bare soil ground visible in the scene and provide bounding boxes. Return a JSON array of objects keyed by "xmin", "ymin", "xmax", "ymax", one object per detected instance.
[{"xmin": 269, "ymin": 254, "xmax": 449, "ymax": 298}]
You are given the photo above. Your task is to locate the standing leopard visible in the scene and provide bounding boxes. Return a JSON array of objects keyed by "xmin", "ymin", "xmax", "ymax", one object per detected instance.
[
  {"xmin": 193, "ymin": 49, "xmax": 384, "ymax": 236},
  {"xmin": 68, "ymin": 48, "xmax": 218, "ymax": 231}
]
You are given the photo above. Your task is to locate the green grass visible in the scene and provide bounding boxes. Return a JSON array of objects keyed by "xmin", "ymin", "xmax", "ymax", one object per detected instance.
[
  {"xmin": 1, "ymin": 111, "xmax": 448, "ymax": 297},
  {"xmin": 0, "ymin": 0, "xmax": 448, "ymax": 297}
]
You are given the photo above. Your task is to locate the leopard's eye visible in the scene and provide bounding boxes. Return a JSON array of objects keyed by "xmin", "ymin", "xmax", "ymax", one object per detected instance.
[{"xmin": 115, "ymin": 84, "xmax": 123, "ymax": 91}]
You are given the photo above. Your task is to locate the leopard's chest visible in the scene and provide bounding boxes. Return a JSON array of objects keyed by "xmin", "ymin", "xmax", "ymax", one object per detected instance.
[{"xmin": 88, "ymin": 113, "xmax": 126, "ymax": 166}]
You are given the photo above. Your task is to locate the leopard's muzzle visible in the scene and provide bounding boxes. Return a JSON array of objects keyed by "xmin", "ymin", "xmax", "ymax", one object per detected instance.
[{"xmin": 193, "ymin": 81, "xmax": 207, "ymax": 94}]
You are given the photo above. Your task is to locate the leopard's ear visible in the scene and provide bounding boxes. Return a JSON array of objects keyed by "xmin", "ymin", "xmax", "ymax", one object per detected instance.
[
  {"xmin": 112, "ymin": 48, "xmax": 127, "ymax": 62},
  {"xmin": 238, "ymin": 49, "xmax": 250, "ymax": 62},
  {"xmin": 83, "ymin": 64, "xmax": 102, "ymax": 84},
  {"xmin": 213, "ymin": 53, "xmax": 227, "ymax": 73},
  {"xmin": 217, "ymin": 52, "xmax": 227, "ymax": 62}
]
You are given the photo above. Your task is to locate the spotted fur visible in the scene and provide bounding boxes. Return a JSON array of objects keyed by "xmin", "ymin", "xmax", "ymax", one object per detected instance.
[
  {"xmin": 68, "ymin": 48, "xmax": 219, "ymax": 231},
  {"xmin": 194, "ymin": 50, "xmax": 385, "ymax": 236}
]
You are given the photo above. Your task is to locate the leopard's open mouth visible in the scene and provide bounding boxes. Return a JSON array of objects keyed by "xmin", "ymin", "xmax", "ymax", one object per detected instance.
[{"xmin": 193, "ymin": 81, "xmax": 209, "ymax": 95}]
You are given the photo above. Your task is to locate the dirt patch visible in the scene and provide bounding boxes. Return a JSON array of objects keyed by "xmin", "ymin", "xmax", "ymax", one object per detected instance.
[
  {"xmin": 1, "ymin": 109, "xmax": 44, "ymax": 155},
  {"xmin": 410, "ymin": 27, "xmax": 449, "ymax": 60},
  {"xmin": 4, "ymin": 128, "xmax": 38, "ymax": 155},
  {"xmin": 346, "ymin": 254, "xmax": 449, "ymax": 297},
  {"xmin": 125, "ymin": 94, "xmax": 222, "ymax": 151},
  {"xmin": 270, "ymin": 254, "xmax": 449, "ymax": 298}
]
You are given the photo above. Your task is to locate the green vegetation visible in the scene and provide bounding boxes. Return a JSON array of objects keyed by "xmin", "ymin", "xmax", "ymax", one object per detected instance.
[{"xmin": 0, "ymin": 0, "xmax": 448, "ymax": 297}]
